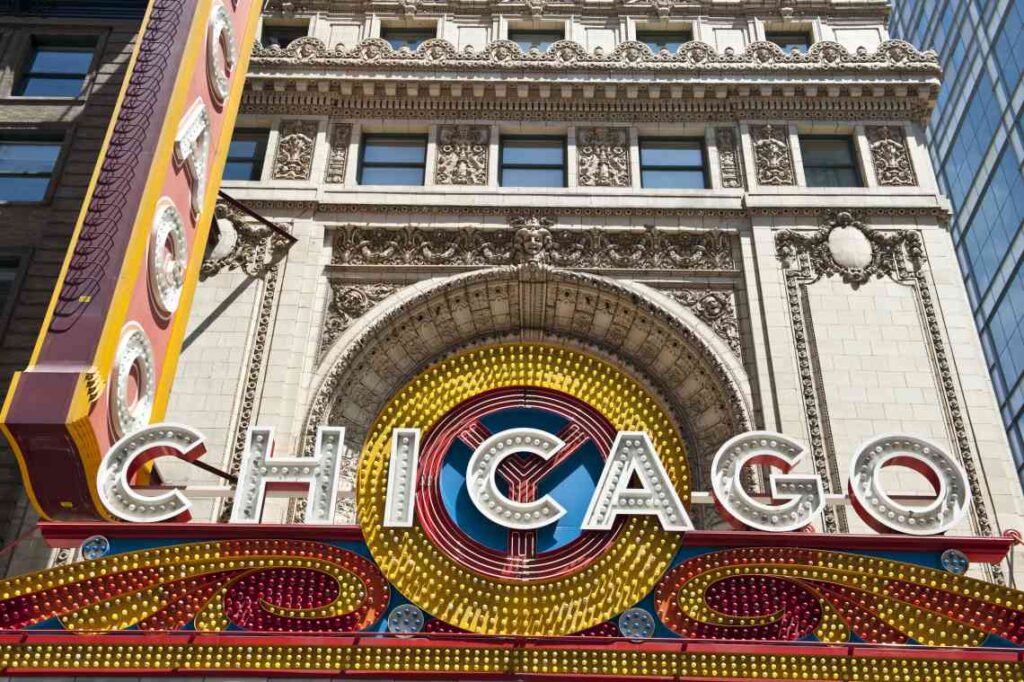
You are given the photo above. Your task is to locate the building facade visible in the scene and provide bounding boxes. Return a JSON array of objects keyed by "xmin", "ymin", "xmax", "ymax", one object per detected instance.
[
  {"xmin": 0, "ymin": 0, "xmax": 144, "ymax": 575},
  {"xmin": 890, "ymin": 0, "xmax": 1024, "ymax": 488},
  {"xmin": 2, "ymin": 0, "xmax": 1024, "ymax": 679}
]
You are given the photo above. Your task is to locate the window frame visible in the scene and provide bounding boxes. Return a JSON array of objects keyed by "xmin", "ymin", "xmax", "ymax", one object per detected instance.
[
  {"xmin": 764, "ymin": 30, "xmax": 814, "ymax": 52},
  {"xmin": 0, "ymin": 250, "xmax": 30, "ymax": 344},
  {"xmin": 260, "ymin": 22, "xmax": 309, "ymax": 49},
  {"xmin": 498, "ymin": 134, "xmax": 567, "ymax": 188},
  {"xmin": 0, "ymin": 129, "xmax": 67, "ymax": 204},
  {"xmin": 637, "ymin": 136, "xmax": 709, "ymax": 190},
  {"xmin": 12, "ymin": 34, "xmax": 99, "ymax": 100},
  {"xmin": 634, "ymin": 29, "xmax": 694, "ymax": 53},
  {"xmin": 357, "ymin": 132, "xmax": 429, "ymax": 187},
  {"xmin": 222, "ymin": 127, "xmax": 270, "ymax": 182},
  {"xmin": 379, "ymin": 26, "xmax": 437, "ymax": 50},
  {"xmin": 799, "ymin": 134, "xmax": 864, "ymax": 188},
  {"xmin": 506, "ymin": 29, "xmax": 565, "ymax": 52}
]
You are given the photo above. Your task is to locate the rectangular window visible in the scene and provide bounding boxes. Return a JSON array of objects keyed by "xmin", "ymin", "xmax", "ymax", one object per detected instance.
[
  {"xmin": 765, "ymin": 31, "xmax": 812, "ymax": 52},
  {"xmin": 499, "ymin": 136, "xmax": 566, "ymax": 187},
  {"xmin": 15, "ymin": 37, "xmax": 96, "ymax": 97},
  {"xmin": 507, "ymin": 30, "xmax": 564, "ymax": 52},
  {"xmin": 0, "ymin": 255, "xmax": 21, "ymax": 336},
  {"xmin": 799, "ymin": 136, "xmax": 863, "ymax": 188},
  {"xmin": 380, "ymin": 27, "xmax": 435, "ymax": 50},
  {"xmin": 358, "ymin": 133, "xmax": 427, "ymax": 186},
  {"xmin": 261, "ymin": 23, "xmax": 308, "ymax": 49},
  {"xmin": 639, "ymin": 138, "xmax": 708, "ymax": 189},
  {"xmin": 0, "ymin": 134, "xmax": 63, "ymax": 202},
  {"xmin": 635, "ymin": 30, "xmax": 693, "ymax": 54},
  {"xmin": 223, "ymin": 128, "xmax": 269, "ymax": 181}
]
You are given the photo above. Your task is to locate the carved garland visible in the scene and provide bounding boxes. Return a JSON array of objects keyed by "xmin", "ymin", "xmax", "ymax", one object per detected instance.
[
  {"xmin": 330, "ymin": 220, "xmax": 736, "ymax": 271},
  {"xmin": 576, "ymin": 127, "xmax": 630, "ymax": 187},
  {"xmin": 775, "ymin": 211, "xmax": 1000, "ymax": 583}
]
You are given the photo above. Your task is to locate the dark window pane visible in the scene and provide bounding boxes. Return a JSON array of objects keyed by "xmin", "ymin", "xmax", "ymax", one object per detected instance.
[
  {"xmin": 508, "ymin": 30, "xmax": 563, "ymax": 51},
  {"xmin": 360, "ymin": 166, "xmax": 425, "ymax": 185},
  {"xmin": 501, "ymin": 167, "xmax": 564, "ymax": 187},
  {"xmin": 262, "ymin": 25, "xmax": 307, "ymax": 48},
  {"xmin": 800, "ymin": 136, "xmax": 862, "ymax": 188},
  {"xmin": 223, "ymin": 161, "xmax": 257, "ymax": 181},
  {"xmin": 18, "ymin": 77, "xmax": 85, "ymax": 97},
  {"xmin": 223, "ymin": 129, "xmax": 268, "ymax": 181},
  {"xmin": 28, "ymin": 47, "xmax": 92, "ymax": 74},
  {"xmin": 0, "ymin": 142, "xmax": 61, "ymax": 174},
  {"xmin": 501, "ymin": 138, "xmax": 564, "ymax": 165},
  {"xmin": 639, "ymin": 140, "xmax": 703, "ymax": 168},
  {"xmin": 0, "ymin": 176, "xmax": 51, "ymax": 201},
  {"xmin": 636, "ymin": 31, "xmax": 692, "ymax": 53},
  {"xmin": 766, "ymin": 31, "xmax": 812, "ymax": 52},
  {"xmin": 641, "ymin": 169, "xmax": 706, "ymax": 189},
  {"xmin": 363, "ymin": 136, "xmax": 427, "ymax": 164},
  {"xmin": 381, "ymin": 28, "xmax": 434, "ymax": 50},
  {"xmin": 801, "ymin": 138, "xmax": 854, "ymax": 165}
]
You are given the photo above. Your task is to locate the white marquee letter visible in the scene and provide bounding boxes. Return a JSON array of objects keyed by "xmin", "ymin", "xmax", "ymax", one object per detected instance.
[
  {"xmin": 582, "ymin": 432, "xmax": 693, "ymax": 532},
  {"xmin": 711, "ymin": 431, "xmax": 825, "ymax": 532},
  {"xmin": 206, "ymin": 1, "xmax": 238, "ymax": 104},
  {"xmin": 174, "ymin": 98, "xmax": 211, "ymax": 217},
  {"xmin": 97, "ymin": 423, "xmax": 205, "ymax": 523},
  {"xmin": 231, "ymin": 425, "xmax": 344, "ymax": 524},
  {"xmin": 467, "ymin": 428, "xmax": 566, "ymax": 530},
  {"xmin": 849, "ymin": 434, "xmax": 970, "ymax": 536},
  {"xmin": 384, "ymin": 428, "xmax": 421, "ymax": 527}
]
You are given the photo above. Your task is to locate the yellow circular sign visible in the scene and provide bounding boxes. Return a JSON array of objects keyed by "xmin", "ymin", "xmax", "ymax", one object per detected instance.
[{"xmin": 357, "ymin": 343, "xmax": 690, "ymax": 636}]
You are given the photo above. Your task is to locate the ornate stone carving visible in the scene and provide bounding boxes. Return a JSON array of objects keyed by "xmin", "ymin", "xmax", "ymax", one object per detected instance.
[
  {"xmin": 251, "ymin": 38, "xmax": 940, "ymax": 77},
  {"xmin": 201, "ymin": 203, "xmax": 292, "ymax": 279},
  {"xmin": 331, "ymin": 220, "xmax": 735, "ymax": 271},
  {"xmin": 666, "ymin": 289, "xmax": 741, "ymax": 355},
  {"xmin": 576, "ymin": 127, "xmax": 630, "ymax": 187},
  {"xmin": 272, "ymin": 120, "xmax": 318, "ymax": 180},
  {"xmin": 319, "ymin": 282, "xmax": 400, "ymax": 358},
  {"xmin": 866, "ymin": 125, "xmax": 916, "ymax": 186},
  {"xmin": 775, "ymin": 211, "xmax": 1000, "ymax": 577},
  {"xmin": 324, "ymin": 123, "xmax": 351, "ymax": 183},
  {"xmin": 751, "ymin": 124, "xmax": 795, "ymax": 186},
  {"xmin": 715, "ymin": 127, "xmax": 743, "ymax": 189},
  {"xmin": 435, "ymin": 125, "xmax": 489, "ymax": 185},
  {"xmin": 776, "ymin": 210, "xmax": 923, "ymax": 287}
]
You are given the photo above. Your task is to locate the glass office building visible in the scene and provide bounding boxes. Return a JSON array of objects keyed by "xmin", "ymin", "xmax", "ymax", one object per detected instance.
[{"xmin": 891, "ymin": 1, "xmax": 1024, "ymax": 484}]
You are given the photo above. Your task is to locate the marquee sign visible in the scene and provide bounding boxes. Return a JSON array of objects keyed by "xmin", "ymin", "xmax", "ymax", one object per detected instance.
[{"xmin": 0, "ymin": 0, "xmax": 263, "ymax": 521}]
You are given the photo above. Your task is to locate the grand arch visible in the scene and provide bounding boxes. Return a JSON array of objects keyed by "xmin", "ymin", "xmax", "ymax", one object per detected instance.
[{"xmin": 302, "ymin": 263, "xmax": 753, "ymax": 504}]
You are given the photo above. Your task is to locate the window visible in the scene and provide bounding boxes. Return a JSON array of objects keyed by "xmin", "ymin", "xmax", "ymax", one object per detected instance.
[
  {"xmin": 0, "ymin": 134, "xmax": 63, "ymax": 202},
  {"xmin": 636, "ymin": 29, "xmax": 693, "ymax": 54},
  {"xmin": 765, "ymin": 30, "xmax": 812, "ymax": 52},
  {"xmin": 261, "ymin": 23, "xmax": 307, "ymax": 49},
  {"xmin": 0, "ymin": 255, "xmax": 21, "ymax": 336},
  {"xmin": 799, "ymin": 136, "xmax": 863, "ymax": 188},
  {"xmin": 508, "ymin": 29, "xmax": 564, "ymax": 52},
  {"xmin": 499, "ymin": 136, "xmax": 566, "ymax": 187},
  {"xmin": 381, "ymin": 26, "xmax": 435, "ymax": 50},
  {"xmin": 15, "ymin": 37, "xmax": 96, "ymax": 97},
  {"xmin": 223, "ymin": 128, "xmax": 269, "ymax": 181},
  {"xmin": 358, "ymin": 134, "xmax": 427, "ymax": 186},
  {"xmin": 639, "ymin": 138, "xmax": 707, "ymax": 189}
]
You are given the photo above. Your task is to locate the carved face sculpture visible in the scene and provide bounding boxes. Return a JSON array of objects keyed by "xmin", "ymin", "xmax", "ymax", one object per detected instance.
[{"xmin": 515, "ymin": 224, "xmax": 552, "ymax": 261}]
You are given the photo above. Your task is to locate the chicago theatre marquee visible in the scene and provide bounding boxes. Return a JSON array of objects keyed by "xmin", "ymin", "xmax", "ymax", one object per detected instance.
[{"xmin": 3, "ymin": 0, "xmax": 1024, "ymax": 679}]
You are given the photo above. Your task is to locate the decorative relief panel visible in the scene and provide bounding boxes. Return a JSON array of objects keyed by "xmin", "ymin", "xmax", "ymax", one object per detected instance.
[
  {"xmin": 201, "ymin": 203, "xmax": 292, "ymax": 280},
  {"xmin": 751, "ymin": 124, "xmax": 795, "ymax": 186},
  {"xmin": 331, "ymin": 217, "xmax": 735, "ymax": 271},
  {"xmin": 319, "ymin": 282, "xmax": 400, "ymax": 359},
  {"xmin": 665, "ymin": 289, "xmax": 741, "ymax": 356},
  {"xmin": 576, "ymin": 127, "xmax": 630, "ymax": 187},
  {"xmin": 272, "ymin": 120, "xmax": 318, "ymax": 180},
  {"xmin": 324, "ymin": 123, "xmax": 351, "ymax": 183},
  {"xmin": 715, "ymin": 127, "xmax": 743, "ymax": 189},
  {"xmin": 435, "ymin": 125, "xmax": 489, "ymax": 185},
  {"xmin": 865, "ymin": 126, "xmax": 916, "ymax": 186}
]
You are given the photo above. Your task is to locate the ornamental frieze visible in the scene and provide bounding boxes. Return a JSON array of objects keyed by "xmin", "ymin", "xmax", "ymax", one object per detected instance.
[
  {"xmin": 201, "ymin": 202, "xmax": 292, "ymax": 279},
  {"xmin": 577, "ymin": 127, "xmax": 631, "ymax": 187},
  {"xmin": 331, "ymin": 218, "xmax": 735, "ymax": 270},
  {"xmin": 435, "ymin": 125, "xmax": 489, "ymax": 185},
  {"xmin": 251, "ymin": 37, "xmax": 940, "ymax": 76},
  {"xmin": 751, "ymin": 124, "xmax": 796, "ymax": 186},
  {"xmin": 272, "ymin": 120, "xmax": 318, "ymax": 180},
  {"xmin": 866, "ymin": 125, "xmax": 917, "ymax": 186}
]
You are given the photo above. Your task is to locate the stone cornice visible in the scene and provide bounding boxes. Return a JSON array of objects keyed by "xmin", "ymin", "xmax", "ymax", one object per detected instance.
[{"xmin": 265, "ymin": 0, "xmax": 889, "ymax": 20}]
